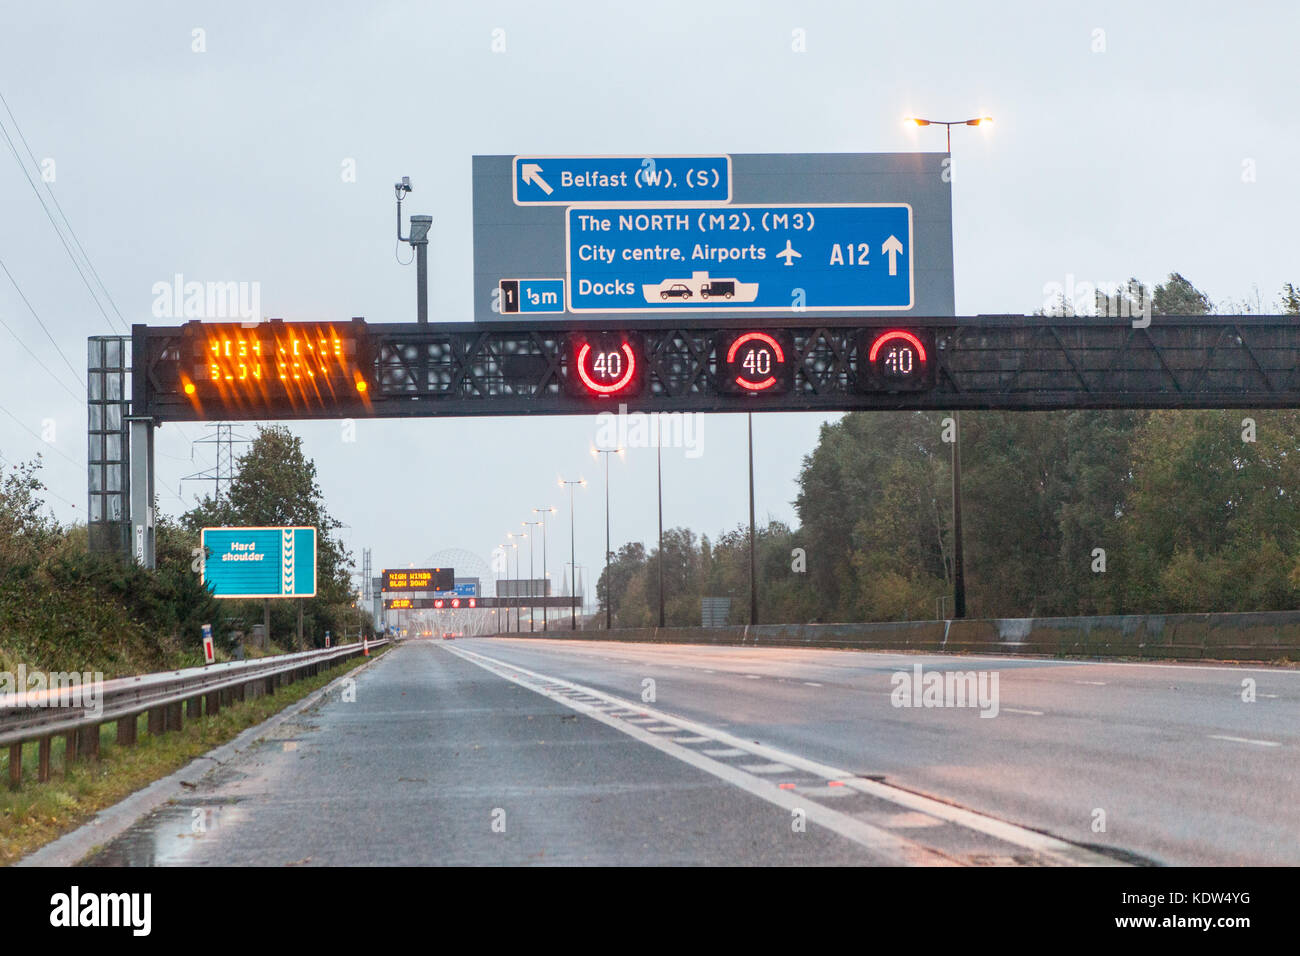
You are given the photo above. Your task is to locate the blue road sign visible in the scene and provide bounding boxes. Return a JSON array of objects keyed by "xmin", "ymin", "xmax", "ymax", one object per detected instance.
[
  {"xmin": 499, "ymin": 278, "xmax": 565, "ymax": 314},
  {"xmin": 514, "ymin": 155, "xmax": 731, "ymax": 206},
  {"xmin": 201, "ymin": 527, "xmax": 317, "ymax": 598},
  {"xmin": 566, "ymin": 203, "xmax": 913, "ymax": 313},
  {"xmin": 432, "ymin": 582, "xmax": 478, "ymax": 598}
]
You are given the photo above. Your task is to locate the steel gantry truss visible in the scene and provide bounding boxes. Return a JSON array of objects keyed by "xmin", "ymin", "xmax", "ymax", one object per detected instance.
[{"xmin": 134, "ymin": 314, "xmax": 1300, "ymax": 422}]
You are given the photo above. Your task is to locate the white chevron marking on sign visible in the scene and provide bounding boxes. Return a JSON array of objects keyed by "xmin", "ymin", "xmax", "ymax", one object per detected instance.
[{"xmin": 282, "ymin": 529, "xmax": 295, "ymax": 594}]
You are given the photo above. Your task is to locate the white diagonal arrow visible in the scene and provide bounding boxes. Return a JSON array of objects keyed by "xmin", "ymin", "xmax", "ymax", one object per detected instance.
[
  {"xmin": 521, "ymin": 163, "xmax": 553, "ymax": 196},
  {"xmin": 881, "ymin": 235, "xmax": 904, "ymax": 277}
]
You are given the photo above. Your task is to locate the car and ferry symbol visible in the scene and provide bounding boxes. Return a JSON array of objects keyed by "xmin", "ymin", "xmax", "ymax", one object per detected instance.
[{"xmin": 644, "ymin": 273, "xmax": 760, "ymax": 304}]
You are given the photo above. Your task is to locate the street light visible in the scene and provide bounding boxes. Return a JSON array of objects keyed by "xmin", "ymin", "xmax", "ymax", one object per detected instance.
[
  {"xmin": 559, "ymin": 477, "xmax": 586, "ymax": 630},
  {"xmin": 505, "ymin": 534, "xmax": 523, "ymax": 632},
  {"xmin": 904, "ymin": 113, "xmax": 991, "ymax": 620},
  {"xmin": 532, "ymin": 507, "xmax": 555, "ymax": 631},
  {"xmin": 566, "ymin": 563, "xmax": 587, "ymax": 619},
  {"xmin": 522, "ymin": 520, "xmax": 541, "ymax": 633},
  {"xmin": 748, "ymin": 412, "xmax": 757, "ymax": 626},
  {"xmin": 904, "ymin": 115, "xmax": 992, "ymax": 153},
  {"xmin": 656, "ymin": 423, "xmax": 665, "ymax": 628},
  {"xmin": 592, "ymin": 447, "xmax": 624, "ymax": 629}
]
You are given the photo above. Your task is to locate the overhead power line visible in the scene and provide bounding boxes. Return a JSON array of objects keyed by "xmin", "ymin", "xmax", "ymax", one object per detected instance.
[
  {"xmin": 0, "ymin": 88, "xmax": 208, "ymax": 478},
  {"xmin": 0, "ymin": 89, "xmax": 131, "ymax": 334},
  {"xmin": 0, "ymin": 256, "xmax": 85, "ymax": 397},
  {"xmin": 0, "ymin": 114, "xmax": 123, "ymax": 336},
  {"xmin": 0, "ymin": 398, "xmax": 82, "ymax": 470}
]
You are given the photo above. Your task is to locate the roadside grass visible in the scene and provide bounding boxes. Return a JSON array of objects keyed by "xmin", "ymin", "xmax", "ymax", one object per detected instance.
[{"xmin": 0, "ymin": 648, "xmax": 385, "ymax": 865}]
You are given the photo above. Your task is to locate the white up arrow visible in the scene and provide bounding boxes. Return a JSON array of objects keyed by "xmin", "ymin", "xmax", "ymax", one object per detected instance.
[
  {"xmin": 881, "ymin": 235, "xmax": 904, "ymax": 276},
  {"xmin": 521, "ymin": 163, "xmax": 553, "ymax": 195}
]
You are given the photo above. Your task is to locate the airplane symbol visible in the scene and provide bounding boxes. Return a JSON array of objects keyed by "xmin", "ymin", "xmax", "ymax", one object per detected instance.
[{"xmin": 776, "ymin": 240, "xmax": 801, "ymax": 266}]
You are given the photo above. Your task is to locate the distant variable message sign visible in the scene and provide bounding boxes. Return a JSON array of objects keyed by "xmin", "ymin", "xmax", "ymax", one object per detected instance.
[
  {"xmin": 382, "ymin": 568, "xmax": 455, "ymax": 592},
  {"xmin": 474, "ymin": 152, "xmax": 955, "ymax": 321},
  {"xmin": 201, "ymin": 527, "xmax": 317, "ymax": 599},
  {"xmin": 384, "ymin": 596, "xmax": 579, "ymax": 610}
]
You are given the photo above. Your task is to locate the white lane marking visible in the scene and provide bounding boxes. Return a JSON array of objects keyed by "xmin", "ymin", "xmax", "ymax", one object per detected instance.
[
  {"xmin": 443, "ymin": 645, "xmax": 952, "ymax": 865},
  {"xmin": 447, "ymin": 643, "xmax": 1122, "ymax": 867},
  {"xmin": 849, "ymin": 651, "xmax": 1300, "ymax": 678},
  {"xmin": 794, "ymin": 785, "xmax": 854, "ymax": 798},
  {"xmin": 476, "ymin": 636, "xmax": 1300, "ymax": 678},
  {"xmin": 672, "ymin": 735, "xmax": 711, "ymax": 744},
  {"xmin": 1073, "ymin": 681, "xmax": 1107, "ymax": 686},
  {"xmin": 875, "ymin": 811, "xmax": 944, "ymax": 829},
  {"xmin": 1003, "ymin": 708, "xmax": 1045, "ymax": 716},
  {"xmin": 739, "ymin": 763, "xmax": 795, "ymax": 774},
  {"xmin": 804, "ymin": 681, "xmax": 824, "ymax": 687},
  {"xmin": 744, "ymin": 674, "xmax": 762, "ymax": 680},
  {"xmin": 1208, "ymin": 734, "xmax": 1281, "ymax": 747},
  {"xmin": 702, "ymin": 747, "xmax": 748, "ymax": 757},
  {"xmin": 645, "ymin": 726, "xmax": 682, "ymax": 733},
  {"xmin": 625, "ymin": 717, "xmax": 659, "ymax": 724}
]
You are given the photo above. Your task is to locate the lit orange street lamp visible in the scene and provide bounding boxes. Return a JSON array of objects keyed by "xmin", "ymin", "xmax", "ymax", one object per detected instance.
[
  {"xmin": 904, "ymin": 116, "xmax": 992, "ymax": 153},
  {"xmin": 904, "ymin": 112, "xmax": 992, "ymax": 620}
]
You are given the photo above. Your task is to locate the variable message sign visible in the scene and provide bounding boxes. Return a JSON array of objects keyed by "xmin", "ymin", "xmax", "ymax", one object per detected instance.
[{"xmin": 382, "ymin": 568, "xmax": 455, "ymax": 592}]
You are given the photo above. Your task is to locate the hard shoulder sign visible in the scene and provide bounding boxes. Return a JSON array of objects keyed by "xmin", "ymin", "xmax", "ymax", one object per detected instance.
[
  {"xmin": 473, "ymin": 153, "xmax": 954, "ymax": 321},
  {"xmin": 201, "ymin": 527, "xmax": 317, "ymax": 599}
]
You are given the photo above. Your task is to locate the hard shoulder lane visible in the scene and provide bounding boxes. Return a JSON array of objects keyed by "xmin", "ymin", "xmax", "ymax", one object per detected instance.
[{"xmin": 83, "ymin": 640, "xmax": 910, "ymax": 865}]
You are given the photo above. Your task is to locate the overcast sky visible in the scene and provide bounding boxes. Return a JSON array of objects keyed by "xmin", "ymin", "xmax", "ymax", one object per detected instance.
[{"xmin": 2, "ymin": 1, "xmax": 1297, "ymax": 605}]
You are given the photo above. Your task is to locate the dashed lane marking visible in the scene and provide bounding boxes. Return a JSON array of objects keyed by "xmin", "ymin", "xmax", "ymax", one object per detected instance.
[
  {"xmin": 1208, "ymin": 734, "xmax": 1281, "ymax": 747},
  {"xmin": 443, "ymin": 644, "xmax": 953, "ymax": 865},
  {"xmin": 444, "ymin": 643, "xmax": 1124, "ymax": 867}
]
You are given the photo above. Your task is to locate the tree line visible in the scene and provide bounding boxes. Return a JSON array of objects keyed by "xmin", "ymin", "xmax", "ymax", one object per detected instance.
[
  {"xmin": 0, "ymin": 425, "xmax": 365, "ymax": 676},
  {"xmin": 596, "ymin": 275, "xmax": 1300, "ymax": 626}
]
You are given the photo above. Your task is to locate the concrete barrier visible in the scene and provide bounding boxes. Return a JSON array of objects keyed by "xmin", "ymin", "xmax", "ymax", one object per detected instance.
[{"xmin": 498, "ymin": 609, "xmax": 1300, "ymax": 662}]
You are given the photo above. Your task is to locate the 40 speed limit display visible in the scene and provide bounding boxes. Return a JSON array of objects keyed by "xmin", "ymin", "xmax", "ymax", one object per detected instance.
[
  {"xmin": 716, "ymin": 330, "xmax": 794, "ymax": 394},
  {"xmin": 566, "ymin": 203, "xmax": 914, "ymax": 313},
  {"xmin": 565, "ymin": 331, "xmax": 646, "ymax": 398}
]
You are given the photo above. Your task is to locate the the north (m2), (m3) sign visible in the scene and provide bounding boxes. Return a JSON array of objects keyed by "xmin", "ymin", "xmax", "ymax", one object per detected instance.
[{"xmin": 201, "ymin": 527, "xmax": 317, "ymax": 598}]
